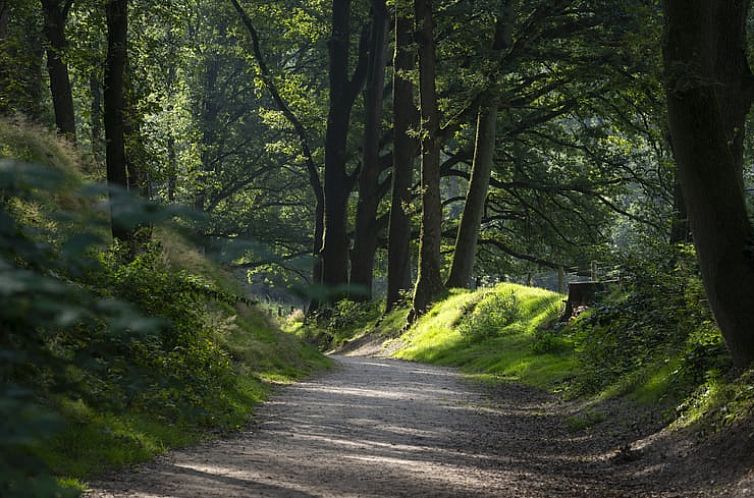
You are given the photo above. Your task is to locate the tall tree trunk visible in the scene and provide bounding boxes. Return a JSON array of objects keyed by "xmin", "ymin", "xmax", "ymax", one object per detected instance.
[
  {"xmin": 350, "ymin": 0, "xmax": 389, "ymax": 301},
  {"xmin": 446, "ymin": 6, "xmax": 513, "ymax": 289},
  {"xmin": 664, "ymin": 131, "xmax": 690, "ymax": 244},
  {"xmin": 0, "ymin": 1, "xmax": 10, "ymax": 116},
  {"xmin": 410, "ymin": 0, "xmax": 445, "ymax": 318},
  {"xmin": 124, "ymin": 71, "xmax": 149, "ymax": 200},
  {"xmin": 446, "ymin": 97, "xmax": 498, "ymax": 288},
  {"xmin": 313, "ymin": 197, "xmax": 325, "ymax": 283},
  {"xmin": 386, "ymin": 0, "xmax": 416, "ymax": 311},
  {"xmin": 104, "ymin": 0, "xmax": 130, "ymax": 243},
  {"xmin": 0, "ymin": 1, "xmax": 6, "ymax": 28},
  {"xmin": 663, "ymin": 0, "xmax": 754, "ymax": 367},
  {"xmin": 321, "ymin": 0, "xmax": 367, "ymax": 293},
  {"xmin": 90, "ymin": 72, "xmax": 104, "ymax": 162},
  {"xmin": 41, "ymin": 0, "xmax": 76, "ymax": 141},
  {"xmin": 0, "ymin": 1, "xmax": 9, "ymax": 42}
]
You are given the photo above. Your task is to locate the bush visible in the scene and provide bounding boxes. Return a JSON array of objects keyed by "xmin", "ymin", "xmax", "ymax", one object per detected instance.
[
  {"xmin": 566, "ymin": 245, "xmax": 732, "ymax": 395},
  {"xmin": 0, "ymin": 153, "xmax": 248, "ymax": 493},
  {"xmin": 90, "ymin": 246, "xmax": 234, "ymax": 422},
  {"xmin": 532, "ymin": 325, "xmax": 570, "ymax": 354},
  {"xmin": 300, "ymin": 299, "xmax": 383, "ymax": 349},
  {"xmin": 458, "ymin": 291, "xmax": 520, "ymax": 341}
]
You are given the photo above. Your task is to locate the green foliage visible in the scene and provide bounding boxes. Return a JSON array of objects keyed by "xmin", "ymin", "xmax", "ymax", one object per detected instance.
[
  {"xmin": 565, "ymin": 410, "xmax": 606, "ymax": 432},
  {"xmin": 0, "ymin": 124, "xmax": 326, "ymax": 494},
  {"xmin": 86, "ymin": 246, "xmax": 235, "ymax": 423},
  {"xmin": 458, "ymin": 290, "xmax": 520, "ymax": 341},
  {"xmin": 531, "ymin": 325, "xmax": 571, "ymax": 355},
  {"xmin": 566, "ymin": 247, "xmax": 731, "ymax": 397},
  {"xmin": 0, "ymin": 388, "xmax": 77, "ymax": 498},
  {"xmin": 379, "ymin": 257, "xmax": 735, "ymax": 427},
  {"xmin": 299, "ymin": 299, "xmax": 383, "ymax": 350}
]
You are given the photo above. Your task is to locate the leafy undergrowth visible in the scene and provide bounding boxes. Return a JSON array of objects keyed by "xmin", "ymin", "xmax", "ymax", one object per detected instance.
[{"xmin": 0, "ymin": 121, "xmax": 328, "ymax": 496}]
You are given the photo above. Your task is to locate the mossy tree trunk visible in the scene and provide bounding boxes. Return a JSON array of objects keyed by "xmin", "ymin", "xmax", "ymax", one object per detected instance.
[
  {"xmin": 386, "ymin": 0, "xmax": 417, "ymax": 311},
  {"xmin": 410, "ymin": 0, "xmax": 445, "ymax": 318}
]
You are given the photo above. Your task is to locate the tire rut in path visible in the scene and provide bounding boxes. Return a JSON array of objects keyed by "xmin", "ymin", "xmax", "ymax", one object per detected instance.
[{"xmin": 89, "ymin": 356, "xmax": 684, "ymax": 498}]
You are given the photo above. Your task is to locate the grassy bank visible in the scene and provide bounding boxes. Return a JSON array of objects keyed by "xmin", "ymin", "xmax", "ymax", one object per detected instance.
[
  {"xmin": 391, "ymin": 285, "xmax": 575, "ymax": 390},
  {"xmin": 297, "ymin": 263, "xmax": 751, "ymax": 434},
  {"xmin": 0, "ymin": 121, "xmax": 328, "ymax": 496}
]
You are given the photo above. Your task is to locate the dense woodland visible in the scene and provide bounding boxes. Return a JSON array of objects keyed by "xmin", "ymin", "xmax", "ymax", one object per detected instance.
[{"xmin": 3, "ymin": 0, "xmax": 754, "ymax": 496}]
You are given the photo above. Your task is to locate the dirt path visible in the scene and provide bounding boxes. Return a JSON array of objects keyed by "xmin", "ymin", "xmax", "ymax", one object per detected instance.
[{"xmin": 89, "ymin": 357, "xmax": 715, "ymax": 498}]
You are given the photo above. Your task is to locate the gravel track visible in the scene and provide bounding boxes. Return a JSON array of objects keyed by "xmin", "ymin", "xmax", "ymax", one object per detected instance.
[{"xmin": 88, "ymin": 356, "xmax": 725, "ymax": 497}]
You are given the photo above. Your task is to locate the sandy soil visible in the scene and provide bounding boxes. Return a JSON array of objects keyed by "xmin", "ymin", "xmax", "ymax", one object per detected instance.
[{"xmin": 88, "ymin": 356, "xmax": 745, "ymax": 497}]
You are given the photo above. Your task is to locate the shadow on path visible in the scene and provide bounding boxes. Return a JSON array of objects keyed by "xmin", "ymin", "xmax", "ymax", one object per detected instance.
[{"xmin": 89, "ymin": 357, "xmax": 706, "ymax": 498}]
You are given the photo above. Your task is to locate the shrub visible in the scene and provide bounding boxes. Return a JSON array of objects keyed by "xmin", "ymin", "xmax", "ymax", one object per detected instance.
[
  {"xmin": 532, "ymin": 325, "xmax": 570, "ymax": 354},
  {"xmin": 301, "ymin": 299, "xmax": 383, "ymax": 349},
  {"xmin": 458, "ymin": 291, "xmax": 520, "ymax": 341},
  {"xmin": 566, "ymin": 245, "xmax": 732, "ymax": 395}
]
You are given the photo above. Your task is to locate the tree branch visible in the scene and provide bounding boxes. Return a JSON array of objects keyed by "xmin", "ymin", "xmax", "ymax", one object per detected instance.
[
  {"xmin": 478, "ymin": 238, "xmax": 562, "ymax": 269},
  {"xmin": 229, "ymin": 0, "xmax": 323, "ymax": 202}
]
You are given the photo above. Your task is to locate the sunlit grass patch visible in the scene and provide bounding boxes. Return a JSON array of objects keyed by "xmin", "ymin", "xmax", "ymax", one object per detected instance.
[{"xmin": 393, "ymin": 284, "xmax": 576, "ymax": 390}]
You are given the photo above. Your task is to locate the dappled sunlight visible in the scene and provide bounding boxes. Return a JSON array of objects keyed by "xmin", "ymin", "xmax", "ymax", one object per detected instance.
[{"xmin": 92, "ymin": 356, "xmax": 646, "ymax": 497}]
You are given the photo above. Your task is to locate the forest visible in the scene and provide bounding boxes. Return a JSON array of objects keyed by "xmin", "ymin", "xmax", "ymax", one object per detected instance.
[{"xmin": 3, "ymin": 0, "xmax": 754, "ymax": 496}]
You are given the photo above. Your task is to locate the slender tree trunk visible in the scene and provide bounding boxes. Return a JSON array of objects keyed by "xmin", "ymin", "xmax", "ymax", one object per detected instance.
[
  {"xmin": 446, "ymin": 96, "xmax": 498, "ymax": 288},
  {"xmin": 104, "ymin": 0, "xmax": 130, "ymax": 243},
  {"xmin": 41, "ymin": 0, "xmax": 76, "ymax": 141},
  {"xmin": 0, "ymin": 1, "xmax": 10, "ymax": 116},
  {"xmin": 0, "ymin": 2, "xmax": 8, "ymax": 41},
  {"xmin": 663, "ymin": 0, "xmax": 754, "ymax": 367},
  {"xmin": 228, "ymin": 0, "xmax": 327, "ymax": 299},
  {"xmin": 313, "ymin": 196, "xmax": 325, "ymax": 283},
  {"xmin": 350, "ymin": 0, "xmax": 389, "ymax": 301},
  {"xmin": 446, "ymin": 6, "xmax": 512, "ymax": 289},
  {"xmin": 164, "ymin": 55, "xmax": 178, "ymax": 204},
  {"xmin": 664, "ymin": 131, "xmax": 690, "ymax": 244},
  {"xmin": 195, "ymin": 48, "xmax": 221, "ymax": 211},
  {"xmin": 307, "ymin": 193, "xmax": 326, "ymax": 313},
  {"xmin": 20, "ymin": 16, "xmax": 46, "ymax": 122},
  {"xmin": 90, "ymin": 72, "xmax": 104, "ymax": 162},
  {"xmin": 410, "ymin": 0, "xmax": 445, "ymax": 318},
  {"xmin": 321, "ymin": 0, "xmax": 366, "ymax": 293},
  {"xmin": 0, "ymin": 1, "xmax": 6, "ymax": 26},
  {"xmin": 386, "ymin": 1, "xmax": 416, "ymax": 311},
  {"xmin": 1, "ymin": 5, "xmax": 45, "ymax": 120},
  {"xmin": 124, "ymin": 74, "xmax": 149, "ymax": 200}
]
